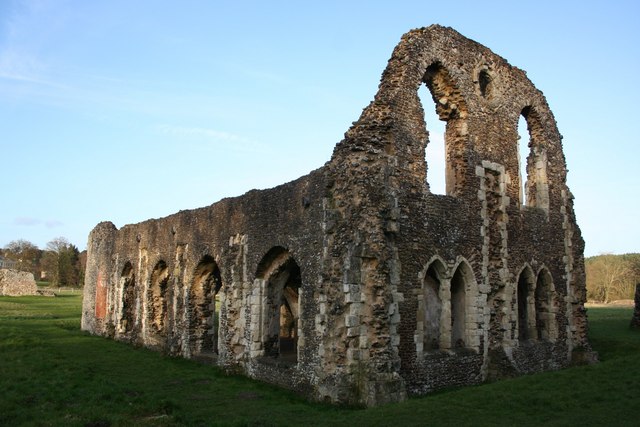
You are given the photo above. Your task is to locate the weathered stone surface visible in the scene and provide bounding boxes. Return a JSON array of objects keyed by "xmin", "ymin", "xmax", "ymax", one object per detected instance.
[
  {"xmin": 0, "ymin": 269, "xmax": 38, "ymax": 296},
  {"xmin": 631, "ymin": 284, "xmax": 640, "ymax": 329},
  {"xmin": 81, "ymin": 25, "xmax": 593, "ymax": 406}
]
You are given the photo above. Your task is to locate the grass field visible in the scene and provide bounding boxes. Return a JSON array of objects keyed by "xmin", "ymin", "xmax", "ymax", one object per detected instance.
[{"xmin": 0, "ymin": 294, "xmax": 638, "ymax": 426}]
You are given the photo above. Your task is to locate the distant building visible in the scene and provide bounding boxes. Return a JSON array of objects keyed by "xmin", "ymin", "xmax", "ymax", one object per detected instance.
[{"xmin": 0, "ymin": 256, "xmax": 17, "ymax": 270}]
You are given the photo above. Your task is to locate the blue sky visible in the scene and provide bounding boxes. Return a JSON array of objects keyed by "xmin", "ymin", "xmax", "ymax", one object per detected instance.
[{"xmin": 0, "ymin": 0, "xmax": 638, "ymax": 257}]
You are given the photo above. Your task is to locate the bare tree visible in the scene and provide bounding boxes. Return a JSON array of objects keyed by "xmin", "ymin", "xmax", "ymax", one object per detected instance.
[
  {"xmin": 3, "ymin": 239, "xmax": 41, "ymax": 275},
  {"xmin": 46, "ymin": 237, "xmax": 71, "ymax": 253},
  {"xmin": 586, "ymin": 254, "xmax": 633, "ymax": 303}
]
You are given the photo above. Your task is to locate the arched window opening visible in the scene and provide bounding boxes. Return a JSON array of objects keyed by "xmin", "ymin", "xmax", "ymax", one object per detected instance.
[
  {"xmin": 535, "ymin": 269, "xmax": 556, "ymax": 341},
  {"xmin": 421, "ymin": 62, "xmax": 468, "ymax": 197},
  {"xmin": 518, "ymin": 107, "xmax": 549, "ymax": 211},
  {"xmin": 517, "ymin": 267, "xmax": 535, "ymax": 341},
  {"xmin": 120, "ymin": 262, "xmax": 136, "ymax": 333},
  {"xmin": 478, "ymin": 69, "xmax": 493, "ymax": 98},
  {"xmin": 148, "ymin": 260, "xmax": 169, "ymax": 338},
  {"xmin": 256, "ymin": 248, "xmax": 301, "ymax": 362},
  {"xmin": 189, "ymin": 256, "xmax": 222, "ymax": 355},
  {"xmin": 419, "ymin": 84, "xmax": 446, "ymax": 195},
  {"xmin": 517, "ymin": 114, "xmax": 530, "ymax": 207},
  {"xmin": 422, "ymin": 262, "xmax": 444, "ymax": 350},
  {"xmin": 450, "ymin": 266, "xmax": 466, "ymax": 348}
]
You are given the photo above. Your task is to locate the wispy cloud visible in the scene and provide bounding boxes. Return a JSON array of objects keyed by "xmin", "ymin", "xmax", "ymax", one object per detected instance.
[
  {"xmin": 14, "ymin": 217, "xmax": 41, "ymax": 226},
  {"xmin": 0, "ymin": 1, "xmax": 71, "ymax": 90},
  {"xmin": 157, "ymin": 125, "xmax": 265, "ymax": 153},
  {"xmin": 0, "ymin": 47, "xmax": 46, "ymax": 83},
  {"xmin": 13, "ymin": 217, "xmax": 64, "ymax": 228},
  {"xmin": 158, "ymin": 125, "xmax": 247, "ymax": 142},
  {"xmin": 45, "ymin": 220, "xmax": 64, "ymax": 228},
  {"xmin": 232, "ymin": 65, "xmax": 292, "ymax": 88},
  {"xmin": 0, "ymin": 15, "xmax": 73, "ymax": 89}
]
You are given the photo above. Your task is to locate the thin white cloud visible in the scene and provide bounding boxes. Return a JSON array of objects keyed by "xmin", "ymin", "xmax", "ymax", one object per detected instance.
[
  {"xmin": 13, "ymin": 217, "xmax": 64, "ymax": 228},
  {"xmin": 158, "ymin": 125, "xmax": 245, "ymax": 142},
  {"xmin": 157, "ymin": 125, "xmax": 265, "ymax": 153},
  {"xmin": 0, "ymin": 47, "xmax": 45, "ymax": 82},
  {"xmin": 14, "ymin": 217, "xmax": 41, "ymax": 226},
  {"xmin": 0, "ymin": 2, "xmax": 69, "ymax": 89}
]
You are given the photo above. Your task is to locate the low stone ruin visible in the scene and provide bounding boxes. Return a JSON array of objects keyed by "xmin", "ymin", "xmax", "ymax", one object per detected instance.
[{"xmin": 0, "ymin": 269, "xmax": 38, "ymax": 296}]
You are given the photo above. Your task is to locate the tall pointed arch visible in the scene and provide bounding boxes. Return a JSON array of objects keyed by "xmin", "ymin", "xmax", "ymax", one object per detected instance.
[
  {"xmin": 449, "ymin": 259, "xmax": 479, "ymax": 350},
  {"xmin": 119, "ymin": 261, "xmax": 136, "ymax": 333},
  {"xmin": 517, "ymin": 266, "xmax": 536, "ymax": 341},
  {"xmin": 254, "ymin": 247, "xmax": 301, "ymax": 362},
  {"xmin": 450, "ymin": 264, "xmax": 466, "ymax": 348},
  {"xmin": 518, "ymin": 106, "xmax": 550, "ymax": 212},
  {"xmin": 421, "ymin": 62, "xmax": 469, "ymax": 197},
  {"xmin": 535, "ymin": 267, "xmax": 558, "ymax": 341},
  {"xmin": 418, "ymin": 258, "xmax": 446, "ymax": 351},
  {"xmin": 148, "ymin": 260, "xmax": 170, "ymax": 341}
]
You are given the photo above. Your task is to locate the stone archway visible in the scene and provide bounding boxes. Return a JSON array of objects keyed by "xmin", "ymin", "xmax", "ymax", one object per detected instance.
[
  {"xmin": 148, "ymin": 260, "xmax": 169, "ymax": 342},
  {"xmin": 189, "ymin": 255, "xmax": 222, "ymax": 355},
  {"xmin": 517, "ymin": 266, "xmax": 536, "ymax": 341},
  {"xmin": 420, "ymin": 259, "xmax": 446, "ymax": 351},
  {"xmin": 518, "ymin": 106, "xmax": 550, "ymax": 211},
  {"xmin": 119, "ymin": 262, "xmax": 135, "ymax": 333},
  {"xmin": 421, "ymin": 62, "xmax": 469, "ymax": 196},
  {"xmin": 535, "ymin": 268, "xmax": 557, "ymax": 341},
  {"xmin": 450, "ymin": 264, "xmax": 467, "ymax": 348},
  {"xmin": 255, "ymin": 247, "xmax": 301, "ymax": 362}
]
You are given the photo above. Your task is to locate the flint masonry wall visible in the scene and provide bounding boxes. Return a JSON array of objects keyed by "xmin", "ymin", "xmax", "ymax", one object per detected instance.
[{"xmin": 83, "ymin": 25, "xmax": 593, "ymax": 406}]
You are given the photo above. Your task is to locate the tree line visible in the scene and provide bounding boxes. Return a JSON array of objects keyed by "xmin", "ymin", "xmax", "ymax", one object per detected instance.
[
  {"xmin": 1, "ymin": 238, "xmax": 86, "ymax": 287},
  {"xmin": 586, "ymin": 253, "xmax": 640, "ymax": 303},
  {"xmin": 2, "ymin": 238, "xmax": 637, "ymax": 298}
]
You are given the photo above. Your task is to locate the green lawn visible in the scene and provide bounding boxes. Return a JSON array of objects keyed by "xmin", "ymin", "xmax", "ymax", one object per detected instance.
[{"xmin": 0, "ymin": 294, "xmax": 638, "ymax": 426}]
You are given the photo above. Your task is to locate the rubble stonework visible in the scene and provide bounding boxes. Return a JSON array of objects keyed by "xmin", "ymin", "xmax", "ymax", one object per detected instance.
[
  {"xmin": 0, "ymin": 269, "xmax": 38, "ymax": 296},
  {"xmin": 82, "ymin": 25, "xmax": 593, "ymax": 406}
]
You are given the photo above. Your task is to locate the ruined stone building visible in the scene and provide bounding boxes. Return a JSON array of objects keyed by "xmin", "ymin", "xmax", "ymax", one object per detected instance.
[
  {"xmin": 82, "ymin": 25, "xmax": 593, "ymax": 406},
  {"xmin": 0, "ymin": 269, "xmax": 37, "ymax": 296}
]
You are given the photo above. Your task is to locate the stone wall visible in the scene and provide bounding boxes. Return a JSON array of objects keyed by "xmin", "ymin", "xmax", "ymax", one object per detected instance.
[
  {"xmin": 82, "ymin": 25, "xmax": 593, "ymax": 406},
  {"xmin": 0, "ymin": 269, "xmax": 38, "ymax": 296}
]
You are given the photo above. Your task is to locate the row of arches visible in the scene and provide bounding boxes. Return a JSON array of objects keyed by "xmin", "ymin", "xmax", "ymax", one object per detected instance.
[
  {"xmin": 419, "ymin": 62, "xmax": 551, "ymax": 211},
  {"xmin": 417, "ymin": 258, "xmax": 559, "ymax": 356},
  {"xmin": 516, "ymin": 266, "xmax": 558, "ymax": 342},
  {"xmin": 116, "ymin": 247, "xmax": 302, "ymax": 362},
  {"xmin": 417, "ymin": 259, "xmax": 478, "ymax": 353},
  {"xmin": 116, "ymin": 249, "xmax": 557, "ymax": 362}
]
